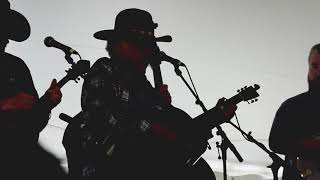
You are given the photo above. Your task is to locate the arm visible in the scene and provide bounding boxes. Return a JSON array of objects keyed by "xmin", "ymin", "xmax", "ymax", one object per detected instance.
[
  {"xmin": 0, "ymin": 61, "xmax": 46, "ymax": 133},
  {"xmin": 192, "ymin": 98, "xmax": 237, "ymax": 139},
  {"xmin": 18, "ymin": 62, "xmax": 61, "ymax": 133},
  {"xmin": 0, "ymin": 58, "xmax": 61, "ymax": 135}
]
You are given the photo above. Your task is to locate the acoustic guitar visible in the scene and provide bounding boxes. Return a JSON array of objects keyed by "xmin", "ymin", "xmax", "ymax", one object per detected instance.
[{"xmin": 150, "ymin": 57, "xmax": 260, "ymax": 179}]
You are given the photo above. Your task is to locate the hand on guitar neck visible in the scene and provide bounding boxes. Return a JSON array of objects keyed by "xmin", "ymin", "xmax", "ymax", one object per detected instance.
[
  {"xmin": 193, "ymin": 97, "xmax": 239, "ymax": 130},
  {"xmin": 0, "ymin": 79, "xmax": 61, "ymax": 131},
  {"xmin": 0, "ymin": 59, "xmax": 89, "ymax": 132},
  {"xmin": 42, "ymin": 79, "xmax": 62, "ymax": 110},
  {"xmin": 215, "ymin": 97, "xmax": 238, "ymax": 122}
]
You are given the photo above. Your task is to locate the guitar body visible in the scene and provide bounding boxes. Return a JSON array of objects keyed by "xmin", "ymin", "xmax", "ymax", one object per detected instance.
[
  {"xmin": 191, "ymin": 157, "xmax": 216, "ymax": 180},
  {"xmin": 149, "ymin": 105, "xmax": 216, "ymax": 180}
]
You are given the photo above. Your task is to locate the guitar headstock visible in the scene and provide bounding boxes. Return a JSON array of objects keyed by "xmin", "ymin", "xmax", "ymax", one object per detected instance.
[
  {"xmin": 65, "ymin": 60, "xmax": 90, "ymax": 83},
  {"xmin": 237, "ymin": 84, "xmax": 260, "ymax": 104}
]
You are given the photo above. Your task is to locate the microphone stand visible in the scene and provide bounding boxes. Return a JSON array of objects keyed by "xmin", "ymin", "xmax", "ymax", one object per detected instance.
[
  {"xmin": 228, "ymin": 121, "xmax": 303, "ymax": 180},
  {"xmin": 173, "ymin": 66, "xmax": 243, "ymax": 180}
]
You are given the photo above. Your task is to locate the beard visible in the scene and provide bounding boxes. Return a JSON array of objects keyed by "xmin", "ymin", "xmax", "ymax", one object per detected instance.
[{"xmin": 308, "ymin": 77, "xmax": 320, "ymax": 92}]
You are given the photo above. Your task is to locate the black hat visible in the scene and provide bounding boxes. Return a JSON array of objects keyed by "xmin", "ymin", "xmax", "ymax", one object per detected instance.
[
  {"xmin": 94, "ymin": 8, "xmax": 171, "ymax": 42},
  {"xmin": 0, "ymin": 1, "xmax": 31, "ymax": 42}
]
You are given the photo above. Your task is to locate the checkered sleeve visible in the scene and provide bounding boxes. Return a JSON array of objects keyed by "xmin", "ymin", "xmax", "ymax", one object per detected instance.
[{"xmin": 80, "ymin": 59, "xmax": 117, "ymax": 140}]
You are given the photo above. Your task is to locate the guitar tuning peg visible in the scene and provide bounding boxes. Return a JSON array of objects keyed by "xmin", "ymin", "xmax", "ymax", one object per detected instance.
[
  {"xmin": 251, "ymin": 100, "xmax": 255, "ymax": 103},
  {"xmin": 244, "ymin": 86, "xmax": 247, "ymax": 89},
  {"xmin": 255, "ymin": 99, "xmax": 258, "ymax": 102},
  {"xmin": 237, "ymin": 89, "xmax": 240, "ymax": 92},
  {"xmin": 74, "ymin": 79, "xmax": 78, "ymax": 83},
  {"xmin": 77, "ymin": 77, "xmax": 80, "ymax": 81}
]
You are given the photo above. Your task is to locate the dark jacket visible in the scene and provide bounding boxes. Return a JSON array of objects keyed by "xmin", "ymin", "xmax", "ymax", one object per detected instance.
[
  {"xmin": 0, "ymin": 52, "xmax": 67, "ymax": 179},
  {"xmin": 0, "ymin": 52, "xmax": 50, "ymax": 140},
  {"xmin": 269, "ymin": 91, "xmax": 320, "ymax": 158}
]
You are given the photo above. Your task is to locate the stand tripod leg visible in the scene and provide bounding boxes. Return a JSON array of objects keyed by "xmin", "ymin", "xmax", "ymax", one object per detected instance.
[
  {"xmin": 221, "ymin": 140, "xmax": 228, "ymax": 180},
  {"xmin": 223, "ymin": 156, "xmax": 227, "ymax": 180},
  {"xmin": 268, "ymin": 162, "xmax": 280, "ymax": 180}
]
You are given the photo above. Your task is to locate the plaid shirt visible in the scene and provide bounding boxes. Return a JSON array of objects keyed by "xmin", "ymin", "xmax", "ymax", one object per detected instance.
[
  {"xmin": 80, "ymin": 57, "xmax": 167, "ymax": 178},
  {"xmin": 78, "ymin": 57, "xmax": 220, "ymax": 180}
]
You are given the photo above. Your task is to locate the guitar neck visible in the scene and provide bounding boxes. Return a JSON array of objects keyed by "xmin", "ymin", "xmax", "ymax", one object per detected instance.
[
  {"xmin": 39, "ymin": 75, "xmax": 70, "ymax": 102},
  {"xmin": 151, "ymin": 57, "xmax": 163, "ymax": 90},
  {"xmin": 57, "ymin": 75, "xmax": 71, "ymax": 89},
  {"xmin": 228, "ymin": 93, "xmax": 243, "ymax": 105},
  {"xmin": 193, "ymin": 93, "xmax": 244, "ymax": 128}
]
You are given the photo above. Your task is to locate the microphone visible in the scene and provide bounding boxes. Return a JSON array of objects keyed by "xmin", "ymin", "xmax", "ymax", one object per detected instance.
[
  {"xmin": 59, "ymin": 113, "xmax": 73, "ymax": 123},
  {"xmin": 155, "ymin": 35, "xmax": 172, "ymax": 42},
  {"xmin": 158, "ymin": 51, "xmax": 185, "ymax": 67},
  {"xmin": 44, "ymin": 36, "xmax": 79, "ymax": 55}
]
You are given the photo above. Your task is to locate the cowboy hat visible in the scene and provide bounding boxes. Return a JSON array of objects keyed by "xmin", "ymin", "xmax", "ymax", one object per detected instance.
[
  {"xmin": 0, "ymin": 1, "xmax": 31, "ymax": 42},
  {"xmin": 94, "ymin": 8, "xmax": 171, "ymax": 42}
]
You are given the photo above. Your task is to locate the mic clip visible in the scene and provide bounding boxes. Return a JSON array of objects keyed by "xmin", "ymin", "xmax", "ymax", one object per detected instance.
[{"xmin": 65, "ymin": 55, "xmax": 75, "ymax": 65}]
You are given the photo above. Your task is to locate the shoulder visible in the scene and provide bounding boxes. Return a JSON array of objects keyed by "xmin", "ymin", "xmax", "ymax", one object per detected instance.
[
  {"xmin": 282, "ymin": 92, "xmax": 308, "ymax": 106},
  {"xmin": 2, "ymin": 52, "xmax": 30, "ymax": 72},
  {"xmin": 83, "ymin": 57, "xmax": 114, "ymax": 87},
  {"xmin": 278, "ymin": 92, "xmax": 308, "ymax": 111},
  {"xmin": 89, "ymin": 57, "xmax": 114, "ymax": 75}
]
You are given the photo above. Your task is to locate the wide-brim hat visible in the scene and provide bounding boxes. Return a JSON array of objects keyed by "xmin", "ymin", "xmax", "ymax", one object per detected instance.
[
  {"xmin": 94, "ymin": 8, "xmax": 171, "ymax": 42},
  {"xmin": 0, "ymin": 1, "xmax": 31, "ymax": 42}
]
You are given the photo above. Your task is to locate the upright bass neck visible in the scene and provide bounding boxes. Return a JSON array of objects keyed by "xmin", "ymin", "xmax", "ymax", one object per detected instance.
[{"xmin": 151, "ymin": 57, "xmax": 163, "ymax": 90}]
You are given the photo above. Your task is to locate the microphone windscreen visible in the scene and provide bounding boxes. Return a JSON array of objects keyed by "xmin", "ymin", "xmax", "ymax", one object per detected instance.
[
  {"xmin": 44, "ymin": 36, "xmax": 54, "ymax": 47},
  {"xmin": 156, "ymin": 35, "xmax": 172, "ymax": 42}
]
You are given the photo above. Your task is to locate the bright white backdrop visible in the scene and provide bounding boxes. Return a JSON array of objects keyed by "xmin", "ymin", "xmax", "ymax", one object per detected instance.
[{"xmin": 7, "ymin": 0, "xmax": 320, "ymax": 179}]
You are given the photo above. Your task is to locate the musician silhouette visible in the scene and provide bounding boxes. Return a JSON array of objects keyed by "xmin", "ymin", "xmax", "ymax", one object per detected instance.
[
  {"xmin": 76, "ymin": 8, "xmax": 237, "ymax": 180},
  {"xmin": 269, "ymin": 44, "xmax": 320, "ymax": 179},
  {"xmin": 0, "ymin": 1, "xmax": 66, "ymax": 179}
]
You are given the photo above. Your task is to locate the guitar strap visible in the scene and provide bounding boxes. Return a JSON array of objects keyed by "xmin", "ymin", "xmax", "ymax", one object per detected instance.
[{"xmin": 282, "ymin": 155, "xmax": 299, "ymax": 180}]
